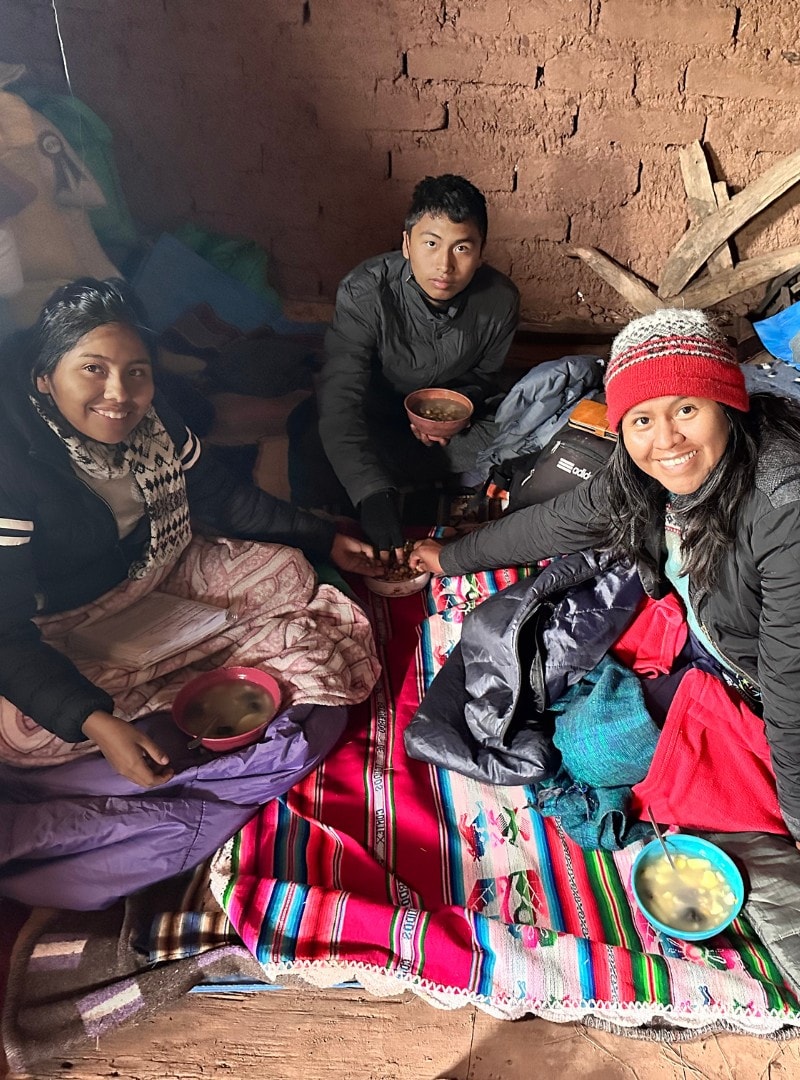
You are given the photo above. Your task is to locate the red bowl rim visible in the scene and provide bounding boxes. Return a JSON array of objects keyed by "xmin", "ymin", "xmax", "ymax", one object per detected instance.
[{"xmin": 403, "ymin": 388, "xmax": 474, "ymax": 416}]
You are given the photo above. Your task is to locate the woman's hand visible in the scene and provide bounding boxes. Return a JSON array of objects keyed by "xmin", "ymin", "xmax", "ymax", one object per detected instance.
[
  {"xmin": 409, "ymin": 539, "xmax": 445, "ymax": 575},
  {"xmin": 330, "ymin": 532, "xmax": 384, "ymax": 577},
  {"xmin": 81, "ymin": 710, "xmax": 174, "ymax": 787}
]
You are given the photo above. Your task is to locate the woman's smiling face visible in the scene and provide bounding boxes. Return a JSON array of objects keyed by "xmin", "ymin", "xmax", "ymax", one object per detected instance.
[
  {"xmin": 36, "ymin": 322, "xmax": 154, "ymax": 443},
  {"xmin": 620, "ymin": 395, "xmax": 730, "ymax": 494}
]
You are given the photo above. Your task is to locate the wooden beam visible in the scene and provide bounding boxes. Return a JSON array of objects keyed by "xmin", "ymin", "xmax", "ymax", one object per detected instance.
[
  {"xmin": 678, "ymin": 141, "xmax": 733, "ymax": 274},
  {"xmin": 658, "ymin": 147, "xmax": 800, "ymax": 298},
  {"xmin": 675, "ymin": 245, "xmax": 800, "ymax": 309},
  {"xmin": 568, "ymin": 245, "xmax": 661, "ymax": 314},
  {"xmin": 710, "ymin": 181, "xmax": 735, "ymax": 272}
]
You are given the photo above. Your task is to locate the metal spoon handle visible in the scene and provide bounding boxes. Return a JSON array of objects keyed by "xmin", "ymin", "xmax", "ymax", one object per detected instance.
[
  {"xmin": 646, "ymin": 805, "xmax": 677, "ymax": 870},
  {"xmin": 187, "ymin": 715, "xmax": 221, "ymax": 749}
]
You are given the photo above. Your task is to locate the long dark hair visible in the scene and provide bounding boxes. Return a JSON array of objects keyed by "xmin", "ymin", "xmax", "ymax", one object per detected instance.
[
  {"xmin": 594, "ymin": 392, "xmax": 800, "ymax": 591},
  {"xmin": 30, "ymin": 277, "xmax": 157, "ymax": 387}
]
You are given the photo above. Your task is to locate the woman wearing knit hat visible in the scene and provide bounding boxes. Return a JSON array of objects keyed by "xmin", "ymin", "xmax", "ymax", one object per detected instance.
[{"xmin": 411, "ymin": 308, "xmax": 800, "ymax": 841}]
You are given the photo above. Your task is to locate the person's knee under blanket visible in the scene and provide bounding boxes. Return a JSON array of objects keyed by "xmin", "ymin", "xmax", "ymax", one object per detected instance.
[{"xmin": 0, "ymin": 704, "xmax": 347, "ymax": 911}]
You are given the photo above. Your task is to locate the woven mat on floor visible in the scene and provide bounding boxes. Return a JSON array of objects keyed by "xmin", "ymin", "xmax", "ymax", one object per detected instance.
[{"xmin": 209, "ymin": 570, "xmax": 800, "ymax": 1037}]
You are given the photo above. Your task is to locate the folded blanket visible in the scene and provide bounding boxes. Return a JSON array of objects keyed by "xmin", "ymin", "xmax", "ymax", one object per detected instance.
[{"xmin": 632, "ymin": 668, "xmax": 789, "ymax": 836}]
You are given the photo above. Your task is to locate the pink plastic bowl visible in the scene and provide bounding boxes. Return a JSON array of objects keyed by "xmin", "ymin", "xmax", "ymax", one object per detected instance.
[{"xmin": 172, "ymin": 666, "xmax": 282, "ymax": 752}]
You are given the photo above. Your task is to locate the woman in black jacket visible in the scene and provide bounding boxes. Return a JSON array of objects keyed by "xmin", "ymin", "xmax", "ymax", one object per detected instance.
[
  {"xmin": 0, "ymin": 278, "xmax": 381, "ymax": 788},
  {"xmin": 411, "ymin": 308, "xmax": 800, "ymax": 841}
]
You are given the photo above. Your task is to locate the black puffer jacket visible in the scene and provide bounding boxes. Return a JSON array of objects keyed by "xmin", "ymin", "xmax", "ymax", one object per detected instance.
[
  {"xmin": 318, "ymin": 251, "xmax": 519, "ymax": 506},
  {"xmin": 0, "ymin": 351, "xmax": 337, "ymax": 744},
  {"xmin": 405, "ymin": 552, "xmax": 644, "ymax": 785},
  {"xmin": 439, "ymin": 430, "xmax": 800, "ymax": 836}
]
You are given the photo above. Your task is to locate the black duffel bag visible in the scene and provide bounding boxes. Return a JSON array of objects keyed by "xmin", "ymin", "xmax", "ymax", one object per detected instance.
[{"xmin": 505, "ymin": 420, "xmax": 615, "ymax": 511}]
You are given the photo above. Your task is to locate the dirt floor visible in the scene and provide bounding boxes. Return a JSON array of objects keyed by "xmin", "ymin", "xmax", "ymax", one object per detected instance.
[{"xmin": 17, "ymin": 984, "xmax": 800, "ymax": 1079}]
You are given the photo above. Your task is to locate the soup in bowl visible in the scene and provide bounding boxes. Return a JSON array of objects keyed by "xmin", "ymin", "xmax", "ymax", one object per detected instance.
[
  {"xmin": 172, "ymin": 666, "xmax": 281, "ymax": 751},
  {"xmin": 632, "ymin": 834, "xmax": 744, "ymax": 941},
  {"xmin": 404, "ymin": 388, "xmax": 473, "ymax": 438}
]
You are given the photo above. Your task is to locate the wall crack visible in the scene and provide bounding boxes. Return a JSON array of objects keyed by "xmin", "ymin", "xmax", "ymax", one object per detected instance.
[{"xmin": 732, "ymin": 6, "xmax": 742, "ymax": 44}]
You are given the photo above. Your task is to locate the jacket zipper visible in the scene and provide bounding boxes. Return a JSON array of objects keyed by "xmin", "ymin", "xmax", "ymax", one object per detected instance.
[
  {"xmin": 677, "ymin": 543, "xmax": 762, "ymax": 700},
  {"xmin": 695, "ymin": 609, "xmax": 762, "ymax": 700},
  {"xmin": 72, "ymin": 472, "xmax": 134, "ymax": 569}
]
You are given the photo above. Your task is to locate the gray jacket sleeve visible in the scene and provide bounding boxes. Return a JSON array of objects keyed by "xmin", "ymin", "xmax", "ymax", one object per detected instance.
[
  {"xmin": 439, "ymin": 471, "xmax": 609, "ymax": 575},
  {"xmin": 317, "ymin": 277, "xmax": 395, "ymax": 506},
  {"xmin": 750, "ymin": 499, "xmax": 800, "ymax": 834},
  {"xmin": 181, "ymin": 430, "xmax": 337, "ymax": 559},
  {"xmin": 150, "ymin": 396, "xmax": 338, "ymax": 559}
]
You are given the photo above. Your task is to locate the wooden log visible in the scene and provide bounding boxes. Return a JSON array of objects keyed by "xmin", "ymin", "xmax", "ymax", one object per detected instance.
[
  {"xmin": 709, "ymin": 181, "xmax": 738, "ymax": 276},
  {"xmin": 571, "ymin": 242, "xmax": 800, "ymax": 312},
  {"xmin": 658, "ymin": 147, "xmax": 800, "ymax": 298},
  {"xmin": 567, "ymin": 246, "xmax": 661, "ymax": 314},
  {"xmin": 678, "ymin": 142, "xmax": 733, "ymax": 274},
  {"xmin": 675, "ymin": 245, "xmax": 800, "ymax": 309}
]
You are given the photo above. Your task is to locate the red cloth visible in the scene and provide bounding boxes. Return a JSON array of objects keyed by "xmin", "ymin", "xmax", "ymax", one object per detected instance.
[
  {"xmin": 610, "ymin": 593, "xmax": 687, "ymax": 677},
  {"xmin": 631, "ymin": 668, "xmax": 789, "ymax": 836}
]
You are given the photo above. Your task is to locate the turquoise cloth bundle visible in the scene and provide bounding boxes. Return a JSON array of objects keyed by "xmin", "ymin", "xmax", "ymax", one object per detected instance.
[
  {"xmin": 551, "ymin": 655, "xmax": 660, "ymax": 787},
  {"xmin": 535, "ymin": 775, "xmax": 652, "ymax": 850},
  {"xmin": 534, "ymin": 656, "xmax": 660, "ymax": 850}
]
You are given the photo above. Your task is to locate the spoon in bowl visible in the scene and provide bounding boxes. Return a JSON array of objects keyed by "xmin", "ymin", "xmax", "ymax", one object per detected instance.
[
  {"xmin": 646, "ymin": 805, "xmax": 676, "ymax": 869},
  {"xmin": 645, "ymin": 807, "xmax": 706, "ymax": 927},
  {"xmin": 187, "ymin": 716, "xmax": 232, "ymax": 749}
]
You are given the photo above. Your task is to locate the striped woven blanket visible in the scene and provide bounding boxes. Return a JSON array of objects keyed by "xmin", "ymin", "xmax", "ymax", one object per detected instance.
[{"xmin": 211, "ymin": 570, "xmax": 800, "ymax": 1035}]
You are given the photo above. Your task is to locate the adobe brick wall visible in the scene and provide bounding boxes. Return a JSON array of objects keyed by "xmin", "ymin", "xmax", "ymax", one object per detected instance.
[{"xmin": 3, "ymin": 0, "xmax": 800, "ymax": 330}]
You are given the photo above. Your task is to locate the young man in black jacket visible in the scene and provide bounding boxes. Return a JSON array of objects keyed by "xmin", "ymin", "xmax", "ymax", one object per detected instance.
[{"xmin": 288, "ymin": 174, "xmax": 519, "ymax": 562}]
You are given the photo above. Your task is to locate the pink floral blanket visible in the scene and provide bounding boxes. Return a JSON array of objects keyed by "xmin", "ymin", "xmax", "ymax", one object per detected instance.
[{"xmin": 0, "ymin": 536, "xmax": 379, "ymax": 766}]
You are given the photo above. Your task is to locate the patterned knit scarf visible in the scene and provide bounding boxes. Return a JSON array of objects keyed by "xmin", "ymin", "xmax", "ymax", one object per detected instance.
[{"xmin": 32, "ymin": 399, "xmax": 192, "ymax": 579}]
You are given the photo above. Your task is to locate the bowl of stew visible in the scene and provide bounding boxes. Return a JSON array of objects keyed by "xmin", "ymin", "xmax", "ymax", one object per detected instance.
[
  {"xmin": 364, "ymin": 564, "xmax": 431, "ymax": 598},
  {"xmin": 631, "ymin": 833, "xmax": 745, "ymax": 941},
  {"xmin": 404, "ymin": 388, "xmax": 474, "ymax": 438},
  {"xmin": 172, "ymin": 666, "xmax": 282, "ymax": 751}
]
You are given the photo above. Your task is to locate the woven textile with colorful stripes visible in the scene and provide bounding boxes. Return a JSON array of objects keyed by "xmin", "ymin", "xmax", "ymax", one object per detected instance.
[{"xmin": 210, "ymin": 566, "xmax": 800, "ymax": 1033}]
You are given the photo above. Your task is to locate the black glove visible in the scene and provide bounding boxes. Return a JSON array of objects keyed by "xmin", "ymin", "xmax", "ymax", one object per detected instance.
[{"xmin": 359, "ymin": 490, "xmax": 404, "ymax": 555}]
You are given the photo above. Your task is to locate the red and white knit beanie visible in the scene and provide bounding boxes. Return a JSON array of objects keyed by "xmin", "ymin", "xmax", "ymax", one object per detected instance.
[{"xmin": 604, "ymin": 309, "xmax": 749, "ymax": 431}]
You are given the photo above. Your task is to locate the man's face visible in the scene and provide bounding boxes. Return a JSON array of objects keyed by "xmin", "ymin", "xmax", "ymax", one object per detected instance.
[{"xmin": 402, "ymin": 213, "xmax": 484, "ymax": 303}]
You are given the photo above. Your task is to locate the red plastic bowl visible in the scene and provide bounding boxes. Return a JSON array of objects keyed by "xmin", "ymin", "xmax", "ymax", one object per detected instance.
[{"xmin": 172, "ymin": 666, "xmax": 282, "ymax": 752}]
